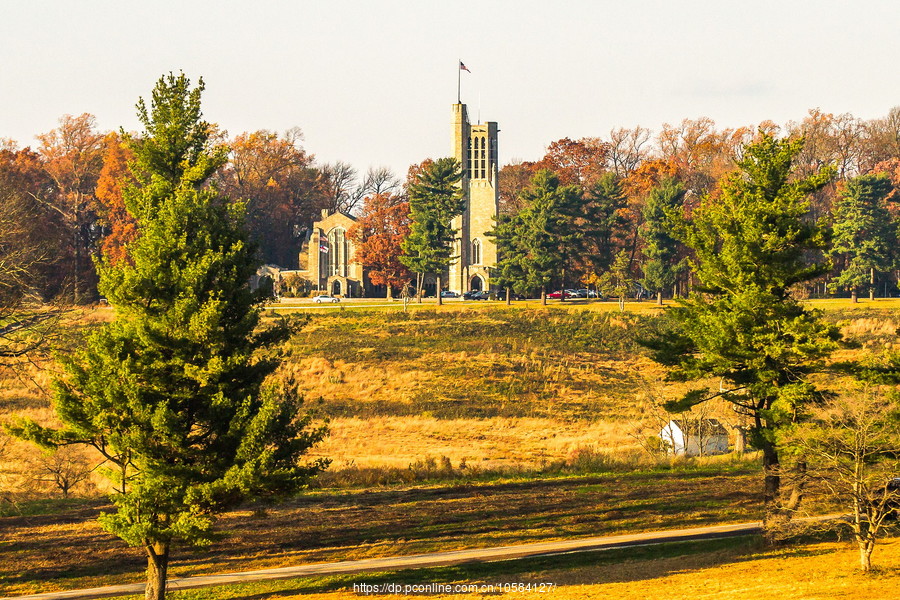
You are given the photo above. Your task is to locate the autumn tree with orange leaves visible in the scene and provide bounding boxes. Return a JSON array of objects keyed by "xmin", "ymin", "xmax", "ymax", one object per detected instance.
[
  {"xmin": 221, "ymin": 128, "xmax": 322, "ymax": 268},
  {"xmin": 94, "ymin": 133, "xmax": 137, "ymax": 265},
  {"xmin": 348, "ymin": 193, "xmax": 412, "ymax": 299},
  {"xmin": 534, "ymin": 137, "xmax": 609, "ymax": 187}
]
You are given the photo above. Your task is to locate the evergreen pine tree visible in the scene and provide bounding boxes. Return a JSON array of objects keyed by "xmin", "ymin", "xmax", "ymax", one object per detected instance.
[
  {"xmin": 516, "ymin": 170, "xmax": 582, "ymax": 304},
  {"xmin": 643, "ymin": 133, "xmax": 839, "ymax": 532},
  {"xmin": 829, "ymin": 173, "xmax": 895, "ymax": 302},
  {"xmin": 11, "ymin": 73, "xmax": 327, "ymax": 600},
  {"xmin": 487, "ymin": 211, "xmax": 528, "ymax": 304},
  {"xmin": 399, "ymin": 157, "xmax": 464, "ymax": 303},
  {"xmin": 579, "ymin": 173, "xmax": 629, "ymax": 274},
  {"xmin": 640, "ymin": 179, "xmax": 686, "ymax": 305}
]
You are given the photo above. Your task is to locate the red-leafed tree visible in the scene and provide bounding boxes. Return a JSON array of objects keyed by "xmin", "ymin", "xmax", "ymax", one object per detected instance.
[
  {"xmin": 94, "ymin": 132, "xmax": 137, "ymax": 265},
  {"xmin": 498, "ymin": 161, "xmax": 538, "ymax": 214},
  {"xmin": 534, "ymin": 137, "xmax": 609, "ymax": 187},
  {"xmin": 0, "ymin": 145, "xmax": 67, "ymax": 298},
  {"xmin": 348, "ymin": 193, "xmax": 412, "ymax": 299}
]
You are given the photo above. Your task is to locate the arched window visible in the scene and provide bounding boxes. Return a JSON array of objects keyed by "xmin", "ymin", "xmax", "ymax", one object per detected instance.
[
  {"xmin": 327, "ymin": 227, "xmax": 348, "ymax": 277},
  {"xmin": 471, "ymin": 238, "xmax": 481, "ymax": 265},
  {"xmin": 479, "ymin": 136, "xmax": 486, "ymax": 179}
]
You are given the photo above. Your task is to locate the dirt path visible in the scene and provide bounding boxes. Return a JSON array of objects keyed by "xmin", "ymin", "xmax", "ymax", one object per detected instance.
[{"xmin": 3, "ymin": 519, "xmax": 768, "ymax": 600}]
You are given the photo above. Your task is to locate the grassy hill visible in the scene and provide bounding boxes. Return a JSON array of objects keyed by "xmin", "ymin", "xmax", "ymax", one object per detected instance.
[{"xmin": 0, "ymin": 299, "xmax": 897, "ymax": 596}]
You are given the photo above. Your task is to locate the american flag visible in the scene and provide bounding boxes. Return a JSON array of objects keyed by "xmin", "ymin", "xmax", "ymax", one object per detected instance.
[{"xmin": 459, "ymin": 61, "xmax": 471, "ymax": 73}]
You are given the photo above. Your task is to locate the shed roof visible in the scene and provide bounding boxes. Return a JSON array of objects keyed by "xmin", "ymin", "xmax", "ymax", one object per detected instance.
[{"xmin": 669, "ymin": 419, "xmax": 728, "ymax": 436}]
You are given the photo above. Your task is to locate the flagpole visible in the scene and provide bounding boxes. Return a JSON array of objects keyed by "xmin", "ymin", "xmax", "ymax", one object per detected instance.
[{"xmin": 457, "ymin": 59, "xmax": 461, "ymax": 104}]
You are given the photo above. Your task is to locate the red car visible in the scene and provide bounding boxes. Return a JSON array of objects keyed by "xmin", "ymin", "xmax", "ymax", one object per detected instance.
[{"xmin": 546, "ymin": 290, "xmax": 573, "ymax": 299}]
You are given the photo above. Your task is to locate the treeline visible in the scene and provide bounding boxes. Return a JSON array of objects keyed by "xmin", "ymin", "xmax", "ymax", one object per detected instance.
[
  {"xmin": 491, "ymin": 109, "xmax": 900, "ymax": 301},
  {"xmin": 0, "ymin": 116, "xmax": 402, "ymax": 303},
  {"xmin": 4, "ymin": 106, "xmax": 900, "ymax": 304}
]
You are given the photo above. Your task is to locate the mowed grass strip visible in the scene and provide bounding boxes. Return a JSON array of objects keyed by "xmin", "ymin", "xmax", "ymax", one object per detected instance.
[{"xmin": 1, "ymin": 469, "xmax": 763, "ymax": 595}]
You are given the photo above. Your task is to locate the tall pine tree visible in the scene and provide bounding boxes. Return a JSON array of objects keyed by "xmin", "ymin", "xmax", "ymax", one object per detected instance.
[
  {"xmin": 640, "ymin": 178, "xmax": 686, "ymax": 305},
  {"xmin": 829, "ymin": 173, "xmax": 895, "ymax": 302},
  {"xmin": 488, "ymin": 211, "xmax": 528, "ymax": 304},
  {"xmin": 516, "ymin": 170, "xmax": 582, "ymax": 304},
  {"xmin": 12, "ymin": 73, "xmax": 327, "ymax": 600},
  {"xmin": 644, "ymin": 133, "xmax": 839, "ymax": 533},
  {"xmin": 400, "ymin": 157, "xmax": 464, "ymax": 304}
]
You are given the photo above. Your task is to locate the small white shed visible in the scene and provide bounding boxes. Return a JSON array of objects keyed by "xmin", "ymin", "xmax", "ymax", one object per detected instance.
[{"xmin": 660, "ymin": 419, "xmax": 730, "ymax": 457}]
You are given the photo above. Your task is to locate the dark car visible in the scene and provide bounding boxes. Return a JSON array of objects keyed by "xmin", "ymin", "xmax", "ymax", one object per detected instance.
[{"xmin": 499, "ymin": 290, "xmax": 526, "ymax": 301}]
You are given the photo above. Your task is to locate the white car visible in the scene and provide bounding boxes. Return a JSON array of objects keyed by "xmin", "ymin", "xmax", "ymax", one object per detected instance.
[{"xmin": 313, "ymin": 295, "xmax": 340, "ymax": 303}]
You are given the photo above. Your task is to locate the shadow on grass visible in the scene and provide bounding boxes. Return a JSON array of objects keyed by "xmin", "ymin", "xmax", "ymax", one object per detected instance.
[
  {"xmin": 2, "ymin": 471, "xmax": 763, "ymax": 595},
  {"xmin": 161, "ymin": 536, "xmax": 779, "ymax": 600}
]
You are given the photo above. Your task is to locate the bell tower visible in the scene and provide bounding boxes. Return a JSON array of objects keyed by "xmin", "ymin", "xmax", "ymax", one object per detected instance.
[{"xmin": 448, "ymin": 102, "xmax": 499, "ymax": 294}]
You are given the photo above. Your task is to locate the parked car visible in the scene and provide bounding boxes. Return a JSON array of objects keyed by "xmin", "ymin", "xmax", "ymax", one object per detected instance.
[
  {"xmin": 547, "ymin": 290, "xmax": 575, "ymax": 299},
  {"xmin": 577, "ymin": 288, "xmax": 599, "ymax": 298},
  {"xmin": 499, "ymin": 290, "xmax": 526, "ymax": 301},
  {"xmin": 313, "ymin": 294, "xmax": 340, "ymax": 303},
  {"xmin": 440, "ymin": 290, "xmax": 460, "ymax": 298},
  {"xmin": 567, "ymin": 289, "xmax": 587, "ymax": 298},
  {"xmin": 463, "ymin": 290, "xmax": 490, "ymax": 300}
]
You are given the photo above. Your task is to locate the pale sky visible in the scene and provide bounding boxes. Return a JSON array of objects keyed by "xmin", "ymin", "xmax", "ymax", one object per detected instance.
[{"xmin": 3, "ymin": 0, "xmax": 900, "ymax": 178}]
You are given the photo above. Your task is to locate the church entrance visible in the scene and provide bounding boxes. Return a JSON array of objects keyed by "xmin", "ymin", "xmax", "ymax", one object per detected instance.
[
  {"xmin": 470, "ymin": 275, "xmax": 483, "ymax": 291},
  {"xmin": 332, "ymin": 280, "xmax": 342, "ymax": 296}
]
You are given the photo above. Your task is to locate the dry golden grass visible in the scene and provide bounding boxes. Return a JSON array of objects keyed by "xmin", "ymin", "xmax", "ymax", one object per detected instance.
[
  {"xmin": 249, "ymin": 537, "xmax": 900, "ymax": 600},
  {"xmin": 489, "ymin": 539, "xmax": 900, "ymax": 600},
  {"xmin": 5, "ymin": 303, "xmax": 890, "ymax": 495},
  {"xmin": 311, "ymin": 416, "xmax": 638, "ymax": 469}
]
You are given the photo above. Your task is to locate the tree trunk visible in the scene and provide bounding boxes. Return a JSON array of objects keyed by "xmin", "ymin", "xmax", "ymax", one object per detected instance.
[
  {"xmin": 851, "ymin": 288, "xmax": 858, "ymax": 303},
  {"xmin": 506, "ymin": 287, "xmax": 512, "ymax": 306},
  {"xmin": 656, "ymin": 290, "xmax": 663, "ymax": 306},
  {"xmin": 541, "ymin": 288, "xmax": 547, "ymax": 306},
  {"xmin": 145, "ymin": 543, "xmax": 169, "ymax": 600},
  {"xmin": 859, "ymin": 539, "xmax": 874, "ymax": 572},
  {"xmin": 386, "ymin": 285, "xmax": 393, "ymax": 301},
  {"xmin": 436, "ymin": 275, "xmax": 443, "ymax": 306},
  {"xmin": 760, "ymin": 432, "xmax": 783, "ymax": 541},
  {"xmin": 870, "ymin": 267, "xmax": 876, "ymax": 301},
  {"xmin": 782, "ymin": 461, "xmax": 806, "ymax": 515},
  {"xmin": 417, "ymin": 273, "xmax": 423, "ymax": 304}
]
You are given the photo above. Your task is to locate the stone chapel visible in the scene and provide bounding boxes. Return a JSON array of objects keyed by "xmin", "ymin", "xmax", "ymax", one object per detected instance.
[{"xmin": 288, "ymin": 102, "xmax": 500, "ymax": 297}]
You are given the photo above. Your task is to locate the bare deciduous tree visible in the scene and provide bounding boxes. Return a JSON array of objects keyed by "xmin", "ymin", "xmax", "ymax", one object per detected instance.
[
  {"xmin": 33, "ymin": 446, "xmax": 94, "ymax": 498},
  {"xmin": 0, "ymin": 174, "xmax": 61, "ymax": 367},
  {"xmin": 318, "ymin": 161, "xmax": 362, "ymax": 215},
  {"xmin": 359, "ymin": 166, "xmax": 402, "ymax": 198},
  {"xmin": 607, "ymin": 126, "xmax": 651, "ymax": 178},
  {"xmin": 782, "ymin": 392, "xmax": 900, "ymax": 572}
]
